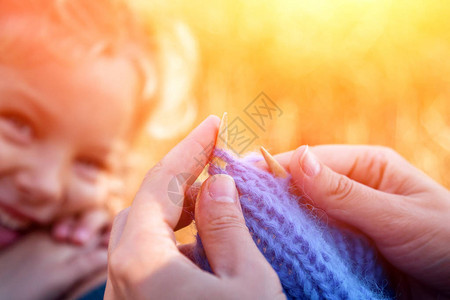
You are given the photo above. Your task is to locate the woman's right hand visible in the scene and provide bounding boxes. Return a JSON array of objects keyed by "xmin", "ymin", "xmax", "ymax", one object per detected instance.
[{"xmin": 0, "ymin": 231, "xmax": 107, "ymax": 300}]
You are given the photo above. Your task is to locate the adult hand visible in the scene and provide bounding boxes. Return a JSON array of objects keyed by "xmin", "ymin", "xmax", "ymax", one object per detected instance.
[
  {"xmin": 0, "ymin": 231, "xmax": 107, "ymax": 300},
  {"xmin": 267, "ymin": 145, "xmax": 450, "ymax": 298},
  {"xmin": 105, "ymin": 116, "xmax": 284, "ymax": 299}
]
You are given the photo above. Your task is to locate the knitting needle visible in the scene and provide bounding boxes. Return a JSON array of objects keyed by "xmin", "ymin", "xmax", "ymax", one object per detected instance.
[
  {"xmin": 213, "ymin": 112, "xmax": 228, "ymax": 169},
  {"xmin": 260, "ymin": 146, "xmax": 288, "ymax": 178}
]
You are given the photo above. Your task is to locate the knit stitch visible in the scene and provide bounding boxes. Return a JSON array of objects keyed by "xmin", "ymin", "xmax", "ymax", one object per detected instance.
[{"xmin": 190, "ymin": 149, "xmax": 393, "ymax": 300}]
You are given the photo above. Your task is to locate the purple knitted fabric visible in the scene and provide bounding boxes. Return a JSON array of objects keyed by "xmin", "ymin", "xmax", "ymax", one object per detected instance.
[{"xmin": 190, "ymin": 149, "xmax": 393, "ymax": 300}]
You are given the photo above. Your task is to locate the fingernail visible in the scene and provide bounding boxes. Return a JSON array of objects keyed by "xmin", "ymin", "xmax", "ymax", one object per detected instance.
[
  {"xmin": 74, "ymin": 228, "xmax": 90, "ymax": 244},
  {"xmin": 298, "ymin": 145, "xmax": 321, "ymax": 177},
  {"xmin": 207, "ymin": 174, "xmax": 237, "ymax": 203}
]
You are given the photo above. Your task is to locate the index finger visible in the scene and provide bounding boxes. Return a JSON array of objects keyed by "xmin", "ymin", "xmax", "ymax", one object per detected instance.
[
  {"xmin": 258, "ymin": 145, "xmax": 424, "ymax": 192},
  {"xmin": 119, "ymin": 115, "xmax": 220, "ymax": 256}
]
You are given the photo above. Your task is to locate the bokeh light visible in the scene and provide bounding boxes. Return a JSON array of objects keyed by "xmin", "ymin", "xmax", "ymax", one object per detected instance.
[{"xmin": 132, "ymin": 0, "xmax": 450, "ymax": 192}]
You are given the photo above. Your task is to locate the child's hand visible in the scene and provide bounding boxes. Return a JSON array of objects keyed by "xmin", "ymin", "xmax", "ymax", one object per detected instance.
[
  {"xmin": 52, "ymin": 208, "xmax": 111, "ymax": 246},
  {"xmin": 0, "ymin": 231, "xmax": 107, "ymax": 300}
]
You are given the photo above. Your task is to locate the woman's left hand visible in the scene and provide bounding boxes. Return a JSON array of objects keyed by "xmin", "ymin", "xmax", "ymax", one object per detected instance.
[{"xmin": 104, "ymin": 116, "xmax": 284, "ymax": 300}]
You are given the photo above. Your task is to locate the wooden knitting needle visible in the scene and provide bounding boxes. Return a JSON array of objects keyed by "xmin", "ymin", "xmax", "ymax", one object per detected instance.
[
  {"xmin": 260, "ymin": 146, "xmax": 288, "ymax": 178},
  {"xmin": 213, "ymin": 112, "xmax": 228, "ymax": 169}
]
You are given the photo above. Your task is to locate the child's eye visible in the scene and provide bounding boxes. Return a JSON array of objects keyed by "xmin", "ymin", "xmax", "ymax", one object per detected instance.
[{"xmin": 0, "ymin": 113, "xmax": 35, "ymax": 144}]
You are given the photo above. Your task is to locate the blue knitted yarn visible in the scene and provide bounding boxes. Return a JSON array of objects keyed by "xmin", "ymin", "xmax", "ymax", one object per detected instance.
[{"xmin": 191, "ymin": 149, "xmax": 393, "ymax": 300}]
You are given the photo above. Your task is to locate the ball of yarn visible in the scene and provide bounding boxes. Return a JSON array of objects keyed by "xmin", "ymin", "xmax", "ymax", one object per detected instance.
[{"xmin": 189, "ymin": 149, "xmax": 393, "ymax": 300}]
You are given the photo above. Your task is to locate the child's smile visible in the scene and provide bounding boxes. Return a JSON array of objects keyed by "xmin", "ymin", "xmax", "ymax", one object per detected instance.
[{"xmin": 0, "ymin": 57, "xmax": 139, "ymax": 247}]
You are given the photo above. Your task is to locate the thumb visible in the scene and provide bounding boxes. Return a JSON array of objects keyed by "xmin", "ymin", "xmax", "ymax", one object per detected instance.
[
  {"xmin": 195, "ymin": 174, "xmax": 270, "ymax": 278},
  {"xmin": 289, "ymin": 145, "xmax": 405, "ymax": 239}
]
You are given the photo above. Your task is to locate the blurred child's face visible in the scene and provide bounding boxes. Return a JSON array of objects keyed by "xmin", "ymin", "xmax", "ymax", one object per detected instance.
[{"xmin": 0, "ymin": 57, "xmax": 138, "ymax": 247}]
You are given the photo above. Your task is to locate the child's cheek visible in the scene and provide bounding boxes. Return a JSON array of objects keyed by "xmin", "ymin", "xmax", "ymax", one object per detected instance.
[
  {"xmin": 0, "ymin": 139, "xmax": 28, "ymax": 173},
  {"xmin": 65, "ymin": 175, "xmax": 109, "ymax": 212}
]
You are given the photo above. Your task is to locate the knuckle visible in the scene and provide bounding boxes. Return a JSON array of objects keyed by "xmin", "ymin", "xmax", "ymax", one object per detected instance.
[
  {"xmin": 330, "ymin": 175, "xmax": 354, "ymax": 202},
  {"xmin": 144, "ymin": 160, "xmax": 179, "ymax": 183},
  {"xmin": 369, "ymin": 149, "xmax": 389, "ymax": 170},
  {"xmin": 364, "ymin": 146, "xmax": 393, "ymax": 188},
  {"xmin": 372, "ymin": 146, "xmax": 398, "ymax": 162},
  {"xmin": 143, "ymin": 161, "xmax": 164, "ymax": 183},
  {"xmin": 204, "ymin": 213, "xmax": 248, "ymax": 234}
]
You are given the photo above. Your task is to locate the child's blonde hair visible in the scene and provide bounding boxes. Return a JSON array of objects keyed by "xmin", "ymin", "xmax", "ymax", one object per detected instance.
[{"xmin": 0, "ymin": 0, "xmax": 197, "ymax": 141}]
